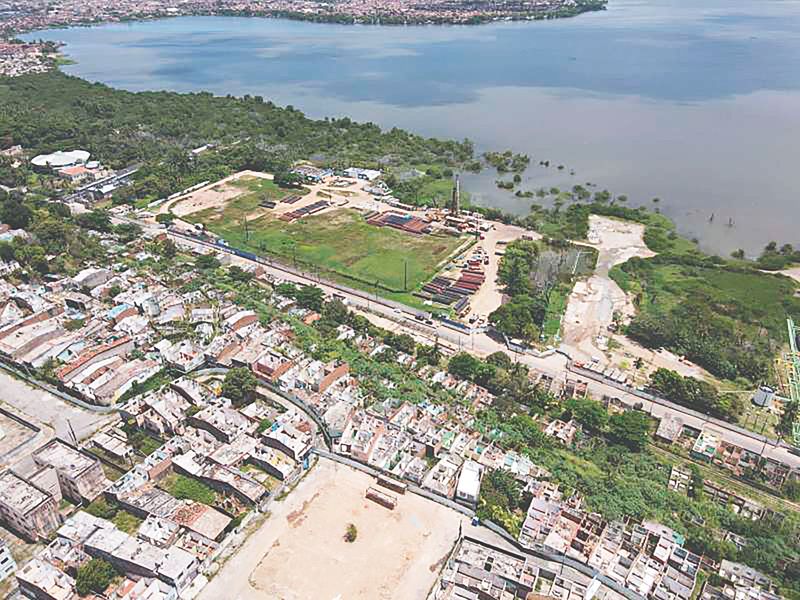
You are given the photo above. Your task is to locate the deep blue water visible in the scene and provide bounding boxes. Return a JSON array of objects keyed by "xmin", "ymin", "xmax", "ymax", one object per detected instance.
[{"xmin": 23, "ymin": 0, "xmax": 800, "ymax": 254}]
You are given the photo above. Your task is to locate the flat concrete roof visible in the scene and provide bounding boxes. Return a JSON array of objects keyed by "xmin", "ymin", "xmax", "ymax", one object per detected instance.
[
  {"xmin": 33, "ymin": 439, "xmax": 97, "ymax": 478},
  {"xmin": 0, "ymin": 470, "xmax": 51, "ymax": 514}
]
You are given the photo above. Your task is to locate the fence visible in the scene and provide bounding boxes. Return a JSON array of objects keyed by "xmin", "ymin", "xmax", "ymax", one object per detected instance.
[{"xmin": 0, "ymin": 358, "xmax": 116, "ymax": 414}]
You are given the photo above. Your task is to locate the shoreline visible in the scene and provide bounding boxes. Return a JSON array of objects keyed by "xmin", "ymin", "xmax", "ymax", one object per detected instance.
[{"xmin": 3, "ymin": 1, "xmax": 607, "ymax": 40}]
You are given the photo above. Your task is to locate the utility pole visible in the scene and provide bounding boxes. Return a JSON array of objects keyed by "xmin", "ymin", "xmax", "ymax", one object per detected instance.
[
  {"xmin": 403, "ymin": 259, "xmax": 408, "ymax": 292},
  {"xmin": 67, "ymin": 419, "xmax": 78, "ymax": 447}
]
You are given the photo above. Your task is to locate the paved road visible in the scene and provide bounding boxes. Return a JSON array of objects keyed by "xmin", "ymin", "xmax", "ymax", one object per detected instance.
[{"xmin": 0, "ymin": 371, "xmax": 117, "ymax": 446}]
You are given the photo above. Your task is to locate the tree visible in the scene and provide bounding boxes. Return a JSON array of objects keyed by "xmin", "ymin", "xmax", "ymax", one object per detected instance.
[
  {"xmin": 564, "ymin": 397, "xmax": 608, "ymax": 432},
  {"xmin": 75, "ymin": 558, "xmax": 117, "ymax": 597},
  {"xmin": 648, "ymin": 368, "xmax": 740, "ymax": 421},
  {"xmin": 0, "ymin": 240, "xmax": 14, "ymax": 262},
  {"xmin": 155, "ymin": 213, "xmax": 174, "ymax": 225},
  {"xmin": 195, "ymin": 254, "xmax": 220, "ymax": 270},
  {"xmin": 489, "ymin": 294, "xmax": 546, "ymax": 340},
  {"xmin": 448, "ymin": 352, "xmax": 482, "ymax": 381},
  {"xmin": 14, "ymin": 243, "xmax": 48, "ymax": 273},
  {"xmin": 608, "ymin": 411, "xmax": 650, "ymax": 451},
  {"xmin": 228, "ymin": 265, "xmax": 253, "ymax": 283},
  {"xmin": 0, "ymin": 200, "xmax": 32, "ymax": 229},
  {"xmin": 344, "ymin": 523, "xmax": 358, "ymax": 542},
  {"xmin": 321, "ymin": 299, "xmax": 349, "ymax": 325},
  {"xmin": 416, "ymin": 341, "xmax": 442, "ymax": 367},
  {"xmin": 782, "ymin": 478, "xmax": 800, "ymax": 501},
  {"xmin": 114, "ymin": 222, "xmax": 141, "ymax": 243},
  {"xmin": 385, "ymin": 332, "xmax": 415, "ymax": 355},
  {"xmin": 486, "ymin": 351, "xmax": 512, "ymax": 370},
  {"xmin": 76, "ymin": 210, "xmax": 112, "ymax": 232},
  {"xmin": 273, "ymin": 170, "xmax": 303, "ymax": 188},
  {"xmin": 158, "ymin": 238, "xmax": 177, "ymax": 258},
  {"xmin": 222, "ymin": 367, "xmax": 258, "ymax": 407},
  {"xmin": 294, "ymin": 284, "xmax": 324, "ymax": 311}
]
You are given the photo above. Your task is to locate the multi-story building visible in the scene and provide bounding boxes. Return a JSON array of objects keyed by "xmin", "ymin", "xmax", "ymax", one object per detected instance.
[
  {"xmin": 32, "ymin": 439, "xmax": 107, "ymax": 504},
  {"xmin": 16, "ymin": 557, "xmax": 75, "ymax": 600},
  {"xmin": 0, "ymin": 539, "xmax": 17, "ymax": 582},
  {"xmin": 0, "ymin": 470, "xmax": 60, "ymax": 542}
]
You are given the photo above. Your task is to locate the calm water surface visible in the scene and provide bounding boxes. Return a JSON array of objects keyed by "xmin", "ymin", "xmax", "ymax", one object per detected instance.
[{"xmin": 23, "ymin": 0, "xmax": 800, "ymax": 254}]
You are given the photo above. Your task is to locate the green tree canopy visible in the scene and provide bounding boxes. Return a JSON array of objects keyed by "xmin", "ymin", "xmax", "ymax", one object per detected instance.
[
  {"xmin": 608, "ymin": 411, "xmax": 650, "ymax": 451},
  {"xmin": 222, "ymin": 367, "xmax": 258, "ymax": 407},
  {"xmin": 75, "ymin": 558, "xmax": 117, "ymax": 597}
]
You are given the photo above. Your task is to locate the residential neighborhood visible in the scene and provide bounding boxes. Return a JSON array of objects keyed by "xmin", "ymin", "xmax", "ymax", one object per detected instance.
[{"xmin": 0, "ymin": 195, "xmax": 795, "ymax": 599}]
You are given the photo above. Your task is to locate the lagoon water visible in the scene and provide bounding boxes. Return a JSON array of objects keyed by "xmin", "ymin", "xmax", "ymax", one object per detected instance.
[{"xmin": 23, "ymin": 0, "xmax": 800, "ymax": 254}]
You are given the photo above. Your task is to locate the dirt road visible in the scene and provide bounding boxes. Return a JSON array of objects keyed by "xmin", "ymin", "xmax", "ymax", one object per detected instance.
[
  {"xmin": 468, "ymin": 222, "xmax": 531, "ymax": 320},
  {"xmin": 561, "ymin": 215, "xmax": 654, "ymax": 361}
]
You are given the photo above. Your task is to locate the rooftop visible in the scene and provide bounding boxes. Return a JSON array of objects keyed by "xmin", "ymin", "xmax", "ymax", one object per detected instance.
[
  {"xmin": 33, "ymin": 439, "xmax": 98, "ymax": 479},
  {"xmin": 0, "ymin": 470, "xmax": 52, "ymax": 513}
]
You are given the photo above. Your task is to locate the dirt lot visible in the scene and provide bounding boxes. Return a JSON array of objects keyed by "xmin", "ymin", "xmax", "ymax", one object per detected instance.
[
  {"xmin": 780, "ymin": 266, "xmax": 800, "ymax": 285},
  {"xmin": 164, "ymin": 171, "xmax": 273, "ymax": 217},
  {"xmin": 467, "ymin": 222, "xmax": 531, "ymax": 320},
  {"xmin": 166, "ymin": 170, "xmax": 385, "ymax": 223},
  {"xmin": 199, "ymin": 458, "xmax": 467, "ymax": 600},
  {"xmin": 561, "ymin": 215, "xmax": 713, "ymax": 381},
  {"xmin": 561, "ymin": 215, "xmax": 654, "ymax": 360}
]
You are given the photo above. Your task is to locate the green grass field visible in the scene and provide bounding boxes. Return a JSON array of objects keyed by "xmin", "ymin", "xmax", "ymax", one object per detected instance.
[{"xmin": 185, "ymin": 184, "xmax": 467, "ymax": 307}]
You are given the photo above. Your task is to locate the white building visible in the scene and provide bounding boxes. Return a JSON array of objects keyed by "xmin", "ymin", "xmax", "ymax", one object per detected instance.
[
  {"xmin": 31, "ymin": 150, "xmax": 90, "ymax": 171},
  {"xmin": 0, "ymin": 539, "xmax": 16, "ymax": 582},
  {"xmin": 455, "ymin": 460, "xmax": 482, "ymax": 506}
]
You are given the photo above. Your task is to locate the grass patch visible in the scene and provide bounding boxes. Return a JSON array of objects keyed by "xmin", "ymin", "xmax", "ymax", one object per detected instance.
[
  {"xmin": 163, "ymin": 473, "xmax": 217, "ymax": 505},
  {"xmin": 621, "ymin": 257, "xmax": 800, "ymax": 382},
  {"xmin": 240, "ymin": 463, "xmax": 282, "ymax": 491},
  {"xmin": 541, "ymin": 283, "xmax": 571, "ymax": 341},
  {"xmin": 120, "ymin": 421, "xmax": 164, "ymax": 457},
  {"xmin": 187, "ymin": 206, "xmax": 465, "ymax": 307},
  {"xmin": 112, "ymin": 510, "xmax": 143, "ymax": 534},
  {"xmin": 100, "ymin": 462, "xmax": 126, "ymax": 482},
  {"xmin": 85, "ymin": 497, "xmax": 142, "ymax": 533}
]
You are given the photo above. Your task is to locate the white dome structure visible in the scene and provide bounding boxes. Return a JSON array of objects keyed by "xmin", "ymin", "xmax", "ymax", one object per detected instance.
[{"xmin": 31, "ymin": 149, "xmax": 90, "ymax": 169}]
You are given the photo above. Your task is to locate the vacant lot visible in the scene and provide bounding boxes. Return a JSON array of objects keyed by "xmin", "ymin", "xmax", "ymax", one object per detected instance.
[
  {"xmin": 199, "ymin": 458, "xmax": 467, "ymax": 600},
  {"xmin": 188, "ymin": 202, "xmax": 466, "ymax": 305},
  {"xmin": 166, "ymin": 172, "xmax": 276, "ymax": 217}
]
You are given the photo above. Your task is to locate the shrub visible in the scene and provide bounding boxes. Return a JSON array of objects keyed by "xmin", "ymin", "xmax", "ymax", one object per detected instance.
[{"xmin": 344, "ymin": 523, "xmax": 358, "ymax": 543}]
